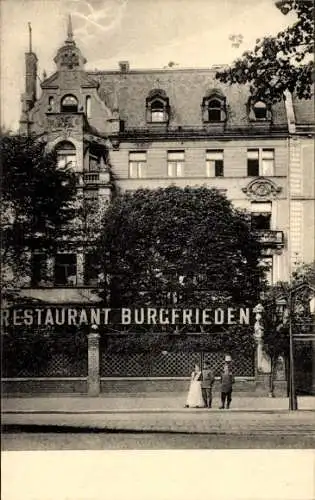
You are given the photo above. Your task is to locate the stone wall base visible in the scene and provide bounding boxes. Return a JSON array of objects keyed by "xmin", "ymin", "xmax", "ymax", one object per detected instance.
[
  {"xmin": 1, "ymin": 378, "xmax": 87, "ymax": 395},
  {"xmin": 0, "ymin": 377, "xmax": 287, "ymax": 396},
  {"xmin": 254, "ymin": 374, "xmax": 288, "ymax": 397}
]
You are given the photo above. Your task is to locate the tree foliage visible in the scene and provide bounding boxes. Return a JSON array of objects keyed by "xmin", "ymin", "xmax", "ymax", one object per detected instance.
[
  {"xmin": 96, "ymin": 186, "xmax": 263, "ymax": 353},
  {"xmin": 216, "ymin": 0, "xmax": 314, "ymax": 103},
  {"xmin": 1, "ymin": 134, "xmax": 77, "ymax": 288}
]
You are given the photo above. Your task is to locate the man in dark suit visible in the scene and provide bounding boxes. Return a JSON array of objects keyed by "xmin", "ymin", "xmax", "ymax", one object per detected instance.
[
  {"xmin": 201, "ymin": 361, "xmax": 215, "ymax": 408},
  {"xmin": 219, "ymin": 363, "xmax": 235, "ymax": 409}
]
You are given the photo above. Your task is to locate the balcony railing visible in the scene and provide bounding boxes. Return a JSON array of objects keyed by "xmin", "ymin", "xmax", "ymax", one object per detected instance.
[
  {"xmin": 84, "ymin": 173, "xmax": 100, "ymax": 184},
  {"xmin": 255, "ymin": 230, "xmax": 284, "ymax": 247},
  {"xmin": 83, "ymin": 171, "xmax": 111, "ymax": 185}
]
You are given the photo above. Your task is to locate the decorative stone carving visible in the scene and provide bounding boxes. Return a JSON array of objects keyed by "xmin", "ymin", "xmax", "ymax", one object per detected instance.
[
  {"xmin": 275, "ymin": 355, "xmax": 286, "ymax": 381},
  {"xmin": 253, "ymin": 303, "xmax": 271, "ymax": 373},
  {"xmin": 47, "ymin": 114, "xmax": 82, "ymax": 135},
  {"xmin": 111, "ymin": 139, "xmax": 120, "ymax": 150},
  {"xmin": 242, "ymin": 178, "xmax": 282, "ymax": 201}
]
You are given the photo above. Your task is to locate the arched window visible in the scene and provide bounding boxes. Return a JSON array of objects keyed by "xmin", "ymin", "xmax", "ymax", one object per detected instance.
[
  {"xmin": 146, "ymin": 89, "xmax": 170, "ymax": 123},
  {"xmin": 151, "ymin": 99, "xmax": 165, "ymax": 122},
  {"xmin": 202, "ymin": 90, "xmax": 226, "ymax": 123},
  {"xmin": 55, "ymin": 141, "xmax": 76, "ymax": 169},
  {"xmin": 86, "ymin": 96, "xmax": 91, "ymax": 119},
  {"xmin": 253, "ymin": 101, "xmax": 267, "ymax": 120},
  {"xmin": 208, "ymin": 99, "xmax": 222, "ymax": 122},
  {"xmin": 61, "ymin": 94, "xmax": 78, "ymax": 113}
]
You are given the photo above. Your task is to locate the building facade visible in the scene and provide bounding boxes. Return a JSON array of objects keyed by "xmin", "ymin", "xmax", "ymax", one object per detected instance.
[{"xmin": 3, "ymin": 18, "xmax": 314, "ymax": 394}]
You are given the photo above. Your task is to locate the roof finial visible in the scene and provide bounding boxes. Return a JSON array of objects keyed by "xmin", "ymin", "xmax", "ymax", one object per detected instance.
[
  {"xmin": 28, "ymin": 22, "xmax": 32, "ymax": 52},
  {"xmin": 66, "ymin": 14, "xmax": 74, "ymax": 43}
]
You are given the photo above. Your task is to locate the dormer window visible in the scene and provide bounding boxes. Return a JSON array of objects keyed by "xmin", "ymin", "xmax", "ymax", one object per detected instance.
[
  {"xmin": 151, "ymin": 100, "xmax": 165, "ymax": 122},
  {"xmin": 253, "ymin": 101, "xmax": 267, "ymax": 120},
  {"xmin": 146, "ymin": 89, "xmax": 169, "ymax": 124},
  {"xmin": 248, "ymin": 99, "xmax": 271, "ymax": 121},
  {"xmin": 61, "ymin": 94, "xmax": 78, "ymax": 113},
  {"xmin": 202, "ymin": 90, "xmax": 226, "ymax": 123},
  {"xmin": 208, "ymin": 99, "xmax": 222, "ymax": 122}
]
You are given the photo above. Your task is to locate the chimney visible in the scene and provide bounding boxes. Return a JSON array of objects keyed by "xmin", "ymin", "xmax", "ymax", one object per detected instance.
[{"xmin": 119, "ymin": 61, "xmax": 130, "ymax": 73}]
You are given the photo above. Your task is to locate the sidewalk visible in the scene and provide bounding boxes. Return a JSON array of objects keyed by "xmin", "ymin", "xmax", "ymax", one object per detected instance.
[
  {"xmin": 2, "ymin": 394, "xmax": 315, "ymax": 435},
  {"xmin": 2, "ymin": 393, "xmax": 315, "ymax": 413}
]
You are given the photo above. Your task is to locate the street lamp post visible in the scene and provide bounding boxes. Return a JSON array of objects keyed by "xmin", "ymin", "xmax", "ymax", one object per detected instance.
[
  {"xmin": 277, "ymin": 282, "xmax": 315, "ymax": 411},
  {"xmin": 276, "ymin": 291, "xmax": 297, "ymax": 410},
  {"xmin": 288, "ymin": 289, "xmax": 298, "ymax": 410}
]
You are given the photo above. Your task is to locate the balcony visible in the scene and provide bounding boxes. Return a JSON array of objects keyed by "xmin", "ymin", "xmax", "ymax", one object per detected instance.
[
  {"xmin": 84, "ymin": 172, "xmax": 100, "ymax": 184},
  {"xmin": 255, "ymin": 230, "xmax": 284, "ymax": 248},
  {"xmin": 83, "ymin": 171, "xmax": 111, "ymax": 185}
]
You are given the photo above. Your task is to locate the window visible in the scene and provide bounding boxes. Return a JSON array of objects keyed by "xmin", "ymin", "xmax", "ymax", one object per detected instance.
[
  {"xmin": 253, "ymin": 101, "xmax": 267, "ymax": 120},
  {"xmin": 202, "ymin": 90, "xmax": 226, "ymax": 123},
  {"xmin": 206, "ymin": 150, "xmax": 224, "ymax": 177},
  {"xmin": 146, "ymin": 89, "xmax": 169, "ymax": 124},
  {"xmin": 259, "ymin": 257, "xmax": 273, "ymax": 285},
  {"xmin": 31, "ymin": 253, "xmax": 47, "ymax": 286},
  {"xmin": 61, "ymin": 94, "xmax": 78, "ymax": 113},
  {"xmin": 247, "ymin": 149, "xmax": 274, "ymax": 176},
  {"xmin": 251, "ymin": 202, "xmax": 272, "ymax": 230},
  {"xmin": 56, "ymin": 141, "xmax": 76, "ymax": 169},
  {"xmin": 54, "ymin": 254, "xmax": 77, "ymax": 286},
  {"xmin": 247, "ymin": 150, "xmax": 259, "ymax": 176},
  {"xmin": 261, "ymin": 149, "xmax": 275, "ymax": 176},
  {"xmin": 129, "ymin": 152, "xmax": 147, "ymax": 178},
  {"xmin": 89, "ymin": 154, "xmax": 100, "ymax": 171},
  {"xmin": 248, "ymin": 99, "xmax": 271, "ymax": 121},
  {"xmin": 208, "ymin": 99, "xmax": 222, "ymax": 122},
  {"xmin": 84, "ymin": 253, "xmax": 99, "ymax": 286},
  {"xmin": 150, "ymin": 100, "xmax": 165, "ymax": 122},
  {"xmin": 86, "ymin": 96, "xmax": 91, "ymax": 118},
  {"xmin": 167, "ymin": 151, "xmax": 184, "ymax": 177},
  {"xmin": 48, "ymin": 96, "xmax": 54, "ymax": 112}
]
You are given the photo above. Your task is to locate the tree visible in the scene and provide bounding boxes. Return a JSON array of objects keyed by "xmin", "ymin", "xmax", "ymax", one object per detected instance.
[
  {"xmin": 96, "ymin": 186, "xmax": 264, "ymax": 354},
  {"xmin": 1, "ymin": 134, "xmax": 77, "ymax": 295},
  {"xmin": 216, "ymin": 0, "xmax": 314, "ymax": 103}
]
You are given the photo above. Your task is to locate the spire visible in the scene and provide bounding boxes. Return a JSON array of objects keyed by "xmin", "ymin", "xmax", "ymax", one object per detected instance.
[
  {"xmin": 66, "ymin": 14, "xmax": 74, "ymax": 44},
  {"xmin": 54, "ymin": 15, "xmax": 86, "ymax": 69},
  {"xmin": 28, "ymin": 22, "xmax": 32, "ymax": 52}
]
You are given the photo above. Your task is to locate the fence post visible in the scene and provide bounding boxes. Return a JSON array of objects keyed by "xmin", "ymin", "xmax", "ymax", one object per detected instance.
[{"xmin": 87, "ymin": 327, "xmax": 100, "ymax": 396}]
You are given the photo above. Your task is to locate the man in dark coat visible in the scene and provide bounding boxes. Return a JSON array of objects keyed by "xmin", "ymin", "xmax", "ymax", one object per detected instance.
[
  {"xmin": 219, "ymin": 363, "xmax": 235, "ymax": 409},
  {"xmin": 201, "ymin": 361, "xmax": 215, "ymax": 408}
]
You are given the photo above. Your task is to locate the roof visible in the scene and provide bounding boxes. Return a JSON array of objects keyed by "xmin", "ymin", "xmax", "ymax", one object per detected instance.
[
  {"xmin": 292, "ymin": 95, "xmax": 315, "ymax": 128},
  {"xmin": 87, "ymin": 67, "xmax": 288, "ymax": 133}
]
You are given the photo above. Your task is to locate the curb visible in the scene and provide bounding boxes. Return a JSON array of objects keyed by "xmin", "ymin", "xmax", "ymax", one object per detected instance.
[
  {"xmin": 2, "ymin": 423, "xmax": 315, "ymax": 437},
  {"xmin": 3, "ymin": 408, "xmax": 315, "ymax": 415}
]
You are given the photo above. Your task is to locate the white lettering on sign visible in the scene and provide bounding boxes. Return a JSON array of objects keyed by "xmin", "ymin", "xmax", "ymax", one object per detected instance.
[{"xmin": 1, "ymin": 307, "xmax": 252, "ymax": 327}]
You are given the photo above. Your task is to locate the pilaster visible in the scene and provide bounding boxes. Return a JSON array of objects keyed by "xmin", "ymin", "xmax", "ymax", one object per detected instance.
[{"xmin": 87, "ymin": 331, "xmax": 100, "ymax": 396}]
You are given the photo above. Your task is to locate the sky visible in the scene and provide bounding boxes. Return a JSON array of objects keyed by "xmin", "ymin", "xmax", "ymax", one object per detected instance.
[{"xmin": 0, "ymin": 0, "xmax": 295, "ymax": 130}]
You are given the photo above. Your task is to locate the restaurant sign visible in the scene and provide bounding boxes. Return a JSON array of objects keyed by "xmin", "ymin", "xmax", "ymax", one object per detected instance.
[{"xmin": 1, "ymin": 306, "xmax": 251, "ymax": 327}]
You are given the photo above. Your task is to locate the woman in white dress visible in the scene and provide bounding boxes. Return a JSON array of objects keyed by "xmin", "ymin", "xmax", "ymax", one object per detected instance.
[{"xmin": 185, "ymin": 364, "xmax": 205, "ymax": 408}]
